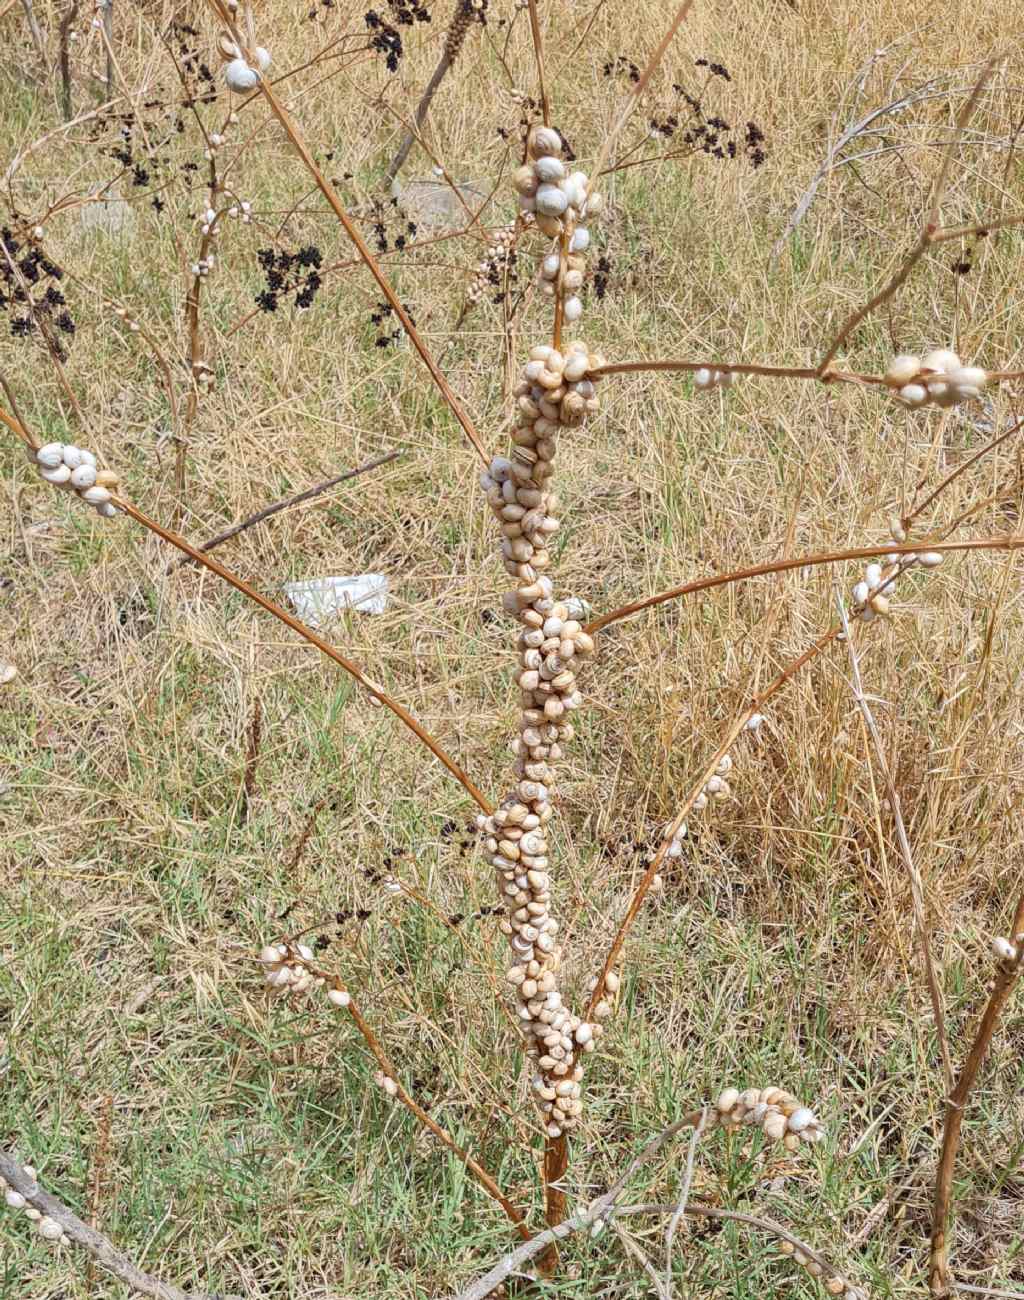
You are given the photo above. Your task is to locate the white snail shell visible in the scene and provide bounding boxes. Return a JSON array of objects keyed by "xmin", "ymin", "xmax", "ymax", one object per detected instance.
[
  {"xmin": 535, "ymin": 185, "xmax": 568, "ymax": 217},
  {"xmin": 533, "ymin": 156, "xmax": 565, "ymax": 183},
  {"xmin": 885, "ymin": 354, "xmax": 919, "ymax": 386},
  {"xmin": 40, "ymin": 464, "xmax": 72, "ymax": 485},
  {"xmin": 224, "ymin": 58, "xmax": 259, "ymax": 91},
  {"xmin": 253, "ymin": 46, "xmax": 271, "ymax": 71},
  {"xmin": 36, "ymin": 442, "xmax": 64, "ymax": 468},
  {"xmin": 922, "ymin": 348, "xmax": 960, "ymax": 373},
  {"xmin": 898, "ymin": 383, "xmax": 928, "ymax": 407},
  {"xmin": 529, "ymin": 126, "xmax": 562, "ymax": 158}
]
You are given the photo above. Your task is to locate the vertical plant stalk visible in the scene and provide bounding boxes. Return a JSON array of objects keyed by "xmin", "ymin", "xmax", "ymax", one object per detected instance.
[
  {"xmin": 85, "ymin": 1093, "xmax": 114, "ymax": 1297},
  {"xmin": 240, "ymin": 693, "xmax": 262, "ymax": 822},
  {"xmin": 385, "ymin": 0, "xmax": 478, "ymax": 182},
  {"xmin": 475, "ymin": 330, "xmax": 606, "ymax": 1269},
  {"xmin": 58, "ymin": 0, "xmax": 78, "ymax": 120},
  {"xmin": 19, "ymin": 0, "xmax": 45, "ymax": 67},
  {"xmin": 526, "ymin": 0, "xmax": 550, "ymax": 127},
  {"xmin": 99, "ymin": 0, "xmax": 113, "ymax": 99},
  {"xmin": 928, "ymin": 895, "xmax": 1024, "ymax": 1297},
  {"xmin": 836, "ymin": 595, "xmax": 954, "ymax": 1093}
]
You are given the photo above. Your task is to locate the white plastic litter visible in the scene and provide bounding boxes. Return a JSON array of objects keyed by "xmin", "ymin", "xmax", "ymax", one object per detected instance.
[{"xmin": 283, "ymin": 574, "xmax": 389, "ymax": 625}]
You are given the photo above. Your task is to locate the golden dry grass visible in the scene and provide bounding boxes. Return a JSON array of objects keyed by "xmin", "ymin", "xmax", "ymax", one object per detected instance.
[{"xmin": 1, "ymin": 0, "xmax": 1023, "ymax": 1297}]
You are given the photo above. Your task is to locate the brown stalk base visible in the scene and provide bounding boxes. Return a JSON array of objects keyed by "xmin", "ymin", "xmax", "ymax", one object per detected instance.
[{"xmin": 537, "ymin": 1133, "xmax": 568, "ymax": 1276}]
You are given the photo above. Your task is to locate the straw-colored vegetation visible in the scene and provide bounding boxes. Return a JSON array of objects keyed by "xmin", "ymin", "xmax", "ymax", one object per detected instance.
[{"xmin": 1, "ymin": 0, "xmax": 1022, "ymax": 1297}]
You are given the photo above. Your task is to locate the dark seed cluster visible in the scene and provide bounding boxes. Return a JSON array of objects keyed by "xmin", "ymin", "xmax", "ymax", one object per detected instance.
[
  {"xmin": 254, "ymin": 245, "xmax": 324, "ymax": 313},
  {"xmin": 369, "ymin": 298, "xmax": 416, "ymax": 348},
  {"xmin": 0, "ymin": 229, "xmax": 74, "ymax": 354},
  {"xmin": 642, "ymin": 59, "xmax": 767, "ymax": 168},
  {"xmin": 367, "ymin": 197, "xmax": 417, "ymax": 254},
  {"xmin": 602, "ymin": 55, "xmax": 640, "ymax": 83}
]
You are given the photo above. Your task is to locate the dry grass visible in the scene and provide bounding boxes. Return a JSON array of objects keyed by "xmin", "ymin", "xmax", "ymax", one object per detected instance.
[{"xmin": 1, "ymin": 0, "xmax": 1023, "ymax": 1297}]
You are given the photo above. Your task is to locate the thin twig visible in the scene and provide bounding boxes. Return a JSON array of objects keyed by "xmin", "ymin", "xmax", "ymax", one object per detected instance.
[
  {"xmin": 584, "ymin": 1, "xmax": 694, "ymax": 194},
  {"xmin": 816, "ymin": 59, "xmax": 999, "ymax": 375},
  {"xmin": 770, "ymin": 78, "xmax": 964, "ymax": 262},
  {"xmin": 583, "ymin": 536, "xmax": 1024, "ymax": 637},
  {"xmin": 526, "ymin": 0, "xmax": 550, "ymax": 127},
  {"xmin": 340, "ymin": 995, "xmax": 532, "ymax": 1240},
  {"xmin": 447, "ymin": 1195, "xmax": 864, "ymax": 1300},
  {"xmin": 0, "ymin": 1151, "xmax": 236, "ymax": 1300},
  {"xmin": 835, "ymin": 593, "xmax": 954, "ymax": 1093},
  {"xmin": 385, "ymin": 2, "xmax": 472, "ymax": 182},
  {"xmin": 167, "ymin": 450, "xmax": 399, "ymax": 571},
  {"xmin": 929, "ymin": 895, "xmax": 1024, "ymax": 1297},
  {"xmin": 663, "ymin": 1109, "xmax": 708, "ymax": 1296}
]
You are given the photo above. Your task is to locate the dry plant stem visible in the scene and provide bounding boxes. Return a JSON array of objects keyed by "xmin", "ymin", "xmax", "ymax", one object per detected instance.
[
  {"xmin": 204, "ymin": 0, "xmax": 489, "ymax": 467},
  {"xmin": 114, "ymin": 497, "xmax": 492, "ymax": 814},
  {"xmin": 663, "ymin": 1111, "xmax": 707, "ymax": 1296},
  {"xmin": 526, "ymin": 0, "xmax": 550, "ymax": 127},
  {"xmin": 340, "ymin": 996, "xmax": 531, "ymax": 1240},
  {"xmin": 99, "ymin": 0, "xmax": 114, "ymax": 99},
  {"xmin": 770, "ymin": 78, "xmax": 963, "ymax": 261},
  {"xmin": 836, "ymin": 595, "xmax": 954, "ymax": 1093},
  {"xmin": 910, "ymin": 418, "xmax": 1024, "ymax": 524},
  {"xmin": 58, "ymin": 0, "xmax": 79, "ymax": 121},
  {"xmin": 585, "ymin": 0, "xmax": 694, "ymax": 191},
  {"xmin": 19, "ymin": 0, "xmax": 44, "ymax": 66},
  {"xmin": 588, "ymin": 623, "xmax": 841, "ymax": 1015},
  {"xmin": 85, "ymin": 1093, "xmax": 114, "ymax": 1297},
  {"xmin": 0, "ymin": 1151, "xmax": 236, "ymax": 1300},
  {"xmin": 816, "ymin": 59, "xmax": 997, "ymax": 376},
  {"xmin": 929, "ymin": 894, "xmax": 1024, "ymax": 1297},
  {"xmin": 167, "ymin": 450, "xmax": 399, "ymax": 570},
  {"xmin": 448, "ymin": 1196, "xmax": 858, "ymax": 1300},
  {"xmin": 384, "ymin": 0, "xmax": 482, "ymax": 184},
  {"xmin": 583, "ymin": 537, "xmax": 1024, "ymax": 636}
]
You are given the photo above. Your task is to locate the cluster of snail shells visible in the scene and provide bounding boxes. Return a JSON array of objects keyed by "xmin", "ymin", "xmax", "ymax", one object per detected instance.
[
  {"xmin": 514, "ymin": 125, "xmax": 603, "ymax": 324},
  {"xmin": 852, "ymin": 546, "xmax": 942, "ymax": 623},
  {"xmin": 713, "ymin": 1086, "xmax": 825, "ymax": 1150},
  {"xmin": 219, "ymin": 34, "xmax": 270, "ymax": 92},
  {"xmin": 775, "ymin": 1240, "xmax": 866, "ymax": 1300},
  {"xmin": 885, "ymin": 350, "xmax": 987, "ymax": 409},
  {"xmin": 694, "ymin": 367, "xmax": 737, "ymax": 391},
  {"xmin": 227, "ymin": 199, "xmax": 253, "ymax": 224},
  {"xmin": 1, "ymin": 1166, "xmax": 70, "ymax": 1247},
  {"xmin": 992, "ymin": 934, "xmax": 1022, "ymax": 966},
  {"xmin": 693, "ymin": 753, "xmax": 734, "ymax": 812},
  {"xmin": 584, "ymin": 969, "xmax": 620, "ymax": 1022},
  {"xmin": 32, "ymin": 443, "xmax": 120, "ymax": 518},
  {"xmin": 475, "ymin": 342, "xmax": 607, "ymax": 1136},
  {"xmin": 258, "ymin": 942, "xmax": 325, "ymax": 995}
]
